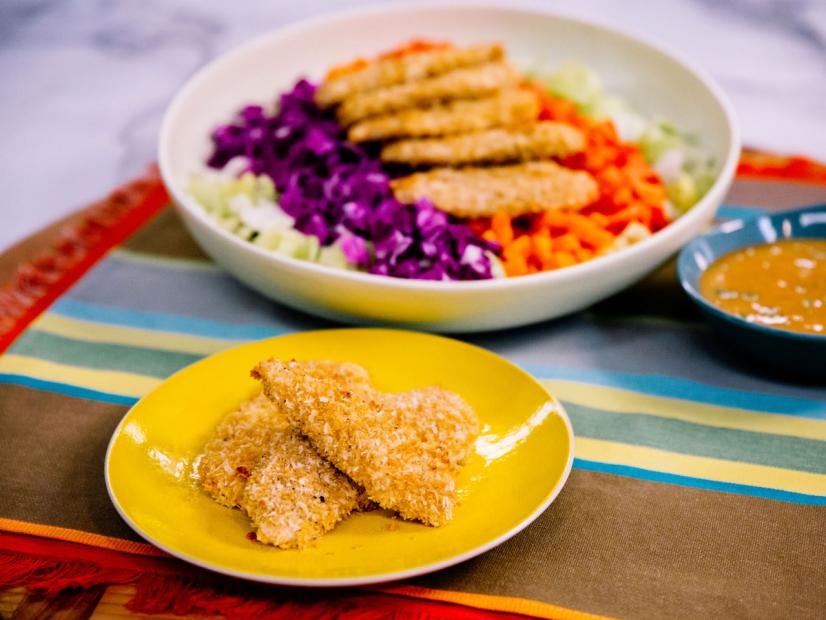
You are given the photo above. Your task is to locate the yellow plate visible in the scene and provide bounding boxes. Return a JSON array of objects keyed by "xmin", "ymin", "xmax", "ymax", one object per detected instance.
[{"xmin": 105, "ymin": 328, "xmax": 573, "ymax": 586}]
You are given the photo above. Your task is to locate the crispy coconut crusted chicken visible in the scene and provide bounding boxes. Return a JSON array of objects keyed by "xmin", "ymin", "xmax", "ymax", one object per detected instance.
[
  {"xmin": 198, "ymin": 393, "xmax": 287, "ymax": 509},
  {"xmin": 198, "ymin": 361, "xmax": 373, "ymax": 549},
  {"xmin": 391, "ymin": 161, "xmax": 599, "ymax": 218},
  {"xmin": 252, "ymin": 359, "xmax": 480, "ymax": 527},
  {"xmin": 381, "ymin": 122, "xmax": 585, "ymax": 166},
  {"xmin": 316, "ymin": 43, "xmax": 504, "ymax": 107},
  {"xmin": 348, "ymin": 89, "xmax": 539, "ymax": 143},
  {"xmin": 316, "ymin": 41, "xmax": 594, "ymax": 219},
  {"xmin": 241, "ymin": 429, "xmax": 362, "ymax": 549},
  {"xmin": 336, "ymin": 61, "xmax": 519, "ymax": 126}
]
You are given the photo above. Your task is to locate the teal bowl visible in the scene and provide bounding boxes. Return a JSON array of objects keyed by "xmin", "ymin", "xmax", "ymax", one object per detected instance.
[{"xmin": 677, "ymin": 205, "xmax": 826, "ymax": 372}]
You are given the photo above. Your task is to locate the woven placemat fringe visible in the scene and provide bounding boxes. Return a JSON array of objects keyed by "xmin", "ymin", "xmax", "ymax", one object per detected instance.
[
  {"xmin": 0, "ymin": 547, "xmax": 532, "ymax": 620},
  {"xmin": 0, "ymin": 169, "xmax": 168, "ymax": 352}
]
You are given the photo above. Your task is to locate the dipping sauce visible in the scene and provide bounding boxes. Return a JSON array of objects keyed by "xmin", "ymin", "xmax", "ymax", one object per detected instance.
[{"xmin": 700, "ymin": 239, "xmax": 826, "ymax": 335}]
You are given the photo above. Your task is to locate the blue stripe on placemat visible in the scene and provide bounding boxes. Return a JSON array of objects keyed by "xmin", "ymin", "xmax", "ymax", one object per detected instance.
[
  {"xmin": 574, "ymin": 458, "xmax": 826, "ymax": 505},
  {"xmin": 0, "ymin": 373, "xmax": 139, "ymax": 406},
  {"xmin": 716, "ymin": 205, "xmax": 768, "ymax": 220}
]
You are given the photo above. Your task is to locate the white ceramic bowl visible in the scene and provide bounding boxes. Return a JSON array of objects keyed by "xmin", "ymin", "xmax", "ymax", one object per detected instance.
[{"xmin": 159, "ymin": 2, "xmax": 740, "ymax": 333}]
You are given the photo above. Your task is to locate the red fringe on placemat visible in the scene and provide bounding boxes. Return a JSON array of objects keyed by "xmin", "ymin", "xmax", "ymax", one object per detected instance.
[
  {"xmin": 0, "ymin": 539, "xmax": 532, "ymax": 620},
  {"xmin": 0, "ymin": 169, "xmax": 168, "ymax": 353},
  {"xmin": 737, "ymin": 149, "xmax": 826, "ymax": 184},
  {"xmin": 0, "ymin": 550, "xmax": 140, "ymax": 595},
  {"xmin": 128, "ymin": 573, "xmax": 526, "ymax": 619}
]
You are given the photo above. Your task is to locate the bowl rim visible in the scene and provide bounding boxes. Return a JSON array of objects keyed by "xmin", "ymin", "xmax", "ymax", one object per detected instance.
[
  {"xmin": 677, "ymin": 203, "xmax": 826, "ymax": 343},
  {"xmin": 158, "ymin": 0, "xmax": 741, "ymax": 292}
]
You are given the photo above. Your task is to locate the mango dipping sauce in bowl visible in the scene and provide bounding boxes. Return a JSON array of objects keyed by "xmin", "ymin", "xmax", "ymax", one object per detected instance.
[
  {"xmin": 700, "ymin": 240, "xmax": 826, "ymax": 336},
  {"xmin": 678, "ymin": 205, "xmax": 826, "ymax": 372}
]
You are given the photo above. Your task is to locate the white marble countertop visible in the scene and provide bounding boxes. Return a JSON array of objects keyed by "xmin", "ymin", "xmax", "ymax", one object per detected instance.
[{"xmin": 3, "ymin": 0, "xmax": 825, "ymax": 251}]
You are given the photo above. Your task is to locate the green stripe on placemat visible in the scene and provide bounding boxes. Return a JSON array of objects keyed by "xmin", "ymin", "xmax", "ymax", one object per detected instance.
[
  {"xmin": 10, "ymin": 330, "xmax": 201, "ymax": 378},
  {"xmin": 566, "ymin": 402, "xmax": 826, "ymax": 474}
]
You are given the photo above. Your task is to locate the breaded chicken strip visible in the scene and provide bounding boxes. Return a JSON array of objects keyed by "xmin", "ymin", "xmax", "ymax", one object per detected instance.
[
  {"xmin": 316, "ymin": 43, "xmax": 504, "ymax": 107},
  {"xmin": 252, "ymin": 359, "xmax": 480, "ymax": 527},
  {"xmin": 240, "ymin": 429, "xmax": 362, "ymax": 549},
  {"xmin": 391, "ymin": 386, "xmax": 481, "ymax": 468},
  {"xmin": 381, "ymin": 122, "xmax": 585, "ymax": 165},
  {"xmin": 391, "ymin": 161, "xmax": 599, "ymax": 218},
  {"xmin": 199, "ymin": 361, "xmax": 373, "ymax": 548},
  {"xmin": 348, "ymin": 89, "xmax": 539, "ymax": 143},
  {"xmin": 198, "ymin": 393, "xmax": 286, "ymax": 509},
  {"xmin": 337, "ymin": 61, "xmax": 518, "ymax": 126}
]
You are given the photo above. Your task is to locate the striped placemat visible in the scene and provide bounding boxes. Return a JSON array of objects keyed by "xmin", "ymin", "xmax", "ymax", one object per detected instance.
[{"xmin": 1, "ymin": 156, "xmax": 825, "ymax": 619}]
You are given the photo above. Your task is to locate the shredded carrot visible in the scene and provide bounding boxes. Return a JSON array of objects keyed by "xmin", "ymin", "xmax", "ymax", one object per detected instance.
[
  {"xmin": 326, "ymin": 59, "xmax": 370, "ymax": 81},
  {"xmin": 554, "ymin": 251, "xmax": 577, "ymax": 269},
  {"xmin": 325, "ymin": 40, "xmax": 451, "ymax": 80},
  {"xmin": 532, "ymin": 234, "xmax": 553, "ymax": 267},
  {"xmin": 490, "ymin": 212, "xmax": 514, "ymax": 245},
  {"xmin": 379, "ymin": 39, "xmax": 451, "ymax": 60},
  {"xmin": 475, "ymin": 83, "xmax": 668, "ymax": 276}
]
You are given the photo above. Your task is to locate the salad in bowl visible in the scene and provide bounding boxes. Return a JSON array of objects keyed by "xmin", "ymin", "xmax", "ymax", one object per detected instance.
[
  {"xmin": 190, "ymin": 41, "xmax": 717, "ymax": 281},
  {"xmin": 159, "ymin": 4, "xmax": 738, "ymax": 330}
]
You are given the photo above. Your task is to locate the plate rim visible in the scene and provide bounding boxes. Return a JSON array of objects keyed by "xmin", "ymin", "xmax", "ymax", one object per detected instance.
[{"xmin": 104, "ymin": 327, "xmax": 575, "ymax": 587}]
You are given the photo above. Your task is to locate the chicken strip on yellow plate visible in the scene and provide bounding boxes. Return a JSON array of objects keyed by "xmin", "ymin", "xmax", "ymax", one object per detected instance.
[
  {"xmin": 252, "ymin": 359, "xmax": 480, "ymax": 527},
  {"xmin": 198, "ymin": 392, "xmax": 287, "ymax": 509},
  {"xmin": 337, "ymin": 61, "xmax": 519, "ymax": 126},
  {"xmin": 381, "ymin": 122, "xmax": 585, "ymax": 166},
  {"xmin": 240, "ymin": 428, "xmax": 362, "ymax": 549},
  {"xmin": 316, "ymin": 43, "xmax": 504, "ymax": 107},
  {"xmin": 199, "ymin": 361, "xmax": 372, "ymax": 548},
  {"xmin": 390, "ymin": 161, "xmax": 599, "ymax": 218},
  {"xmin": 347, "ymin": 89, "xmax": 539, "ymax": 143}
]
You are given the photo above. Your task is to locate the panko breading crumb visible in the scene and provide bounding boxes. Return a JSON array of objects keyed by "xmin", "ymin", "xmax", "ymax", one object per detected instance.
[
  {"xmin": 316, "ymin": 43, "xmax": 504, "ymax": 107},
  {"xmin": 252, "ymin": 359, "xmax": 480, "ymax": 527},
  {"xmin": 391, "ymin": 386, "xmax": 480, "ymax": 467},
  {"xmin": 240, "ymin": 429, "xmax": 361, "ymax": 549},
  {"xmin": 337, "ymin": 61, "xmax": 519, "ymax": 126},
  {"xmin": 198, "ymin": 393, "xmax": 286, "ymax": 508},
  {"xmin": 347, "ymin": 89, "xmax": 539, "ymax": 143},
  {"xmin": 390, "ymin": 161, "xmax": 599, "ymax": 218},
  {"xmin": 381, "ymin": 122, "xmax": 585, "ymax": 166},
  {"xmin": 291, "ymin": 359, "xmax": 373, "ymax": 386},
  {"xmin": 199, "ymin": 360, "xmax": 373, "ymax": 548}
]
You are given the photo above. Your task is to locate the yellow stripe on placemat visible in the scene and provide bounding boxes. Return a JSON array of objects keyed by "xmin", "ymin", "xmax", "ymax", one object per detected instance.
[
  {"xmin": 0, "ymin": 354, "xmax": 160, "ymax": 398},
  {"xmin": 576, "ymin": 437, "xmax": 826, "ymax": 497},
  {"xmin": 541, "ymin": 379, "xmax": 826, "ymax": 442},
  {"xmin": 31, "ymin": 312, "xmax": 241, "ymax": 356}
]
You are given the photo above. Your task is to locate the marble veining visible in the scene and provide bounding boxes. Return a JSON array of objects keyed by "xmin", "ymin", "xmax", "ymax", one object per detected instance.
[{"xmin": 2, "ymin": 0, "xmax": 825, "ymax": 251}]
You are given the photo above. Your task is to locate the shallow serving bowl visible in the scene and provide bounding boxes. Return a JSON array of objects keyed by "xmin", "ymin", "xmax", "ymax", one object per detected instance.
[
  {"xmin": 678, "ymin": 205, "xmax": 826, "ymax": 370},
  {"xmin": 158, "ymin": 2, "xmax": 740, "ymax": 332}
]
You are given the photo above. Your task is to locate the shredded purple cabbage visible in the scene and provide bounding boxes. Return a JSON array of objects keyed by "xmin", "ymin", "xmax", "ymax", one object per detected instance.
[{"xmin": 206, "ymin": 80, "xmax": 499, "ymax": 280}]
